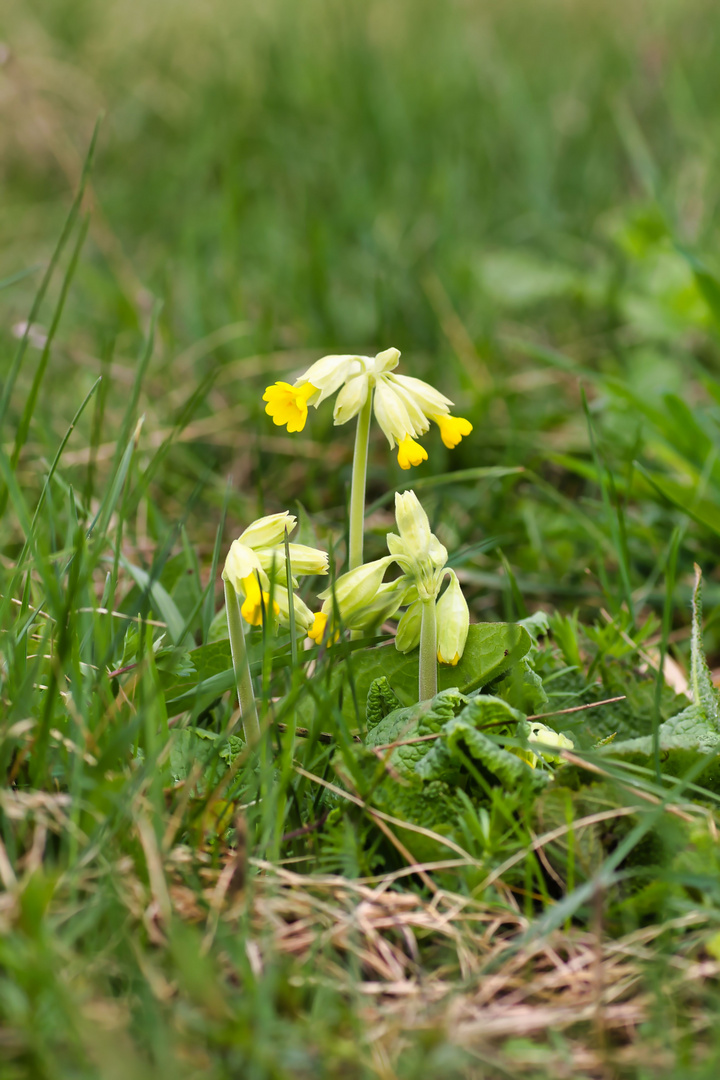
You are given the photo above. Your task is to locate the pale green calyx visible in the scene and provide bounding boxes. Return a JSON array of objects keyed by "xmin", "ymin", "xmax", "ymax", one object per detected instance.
[
  {"xmin": 395, "ymin": 599, "xmax": 423, "ymax": 653},
  {"xmin": 317, "ymin": 556, "xmax": 397, "ymax": 627},
  {"xmin": 390, "ymin": 490, "xmax": 448, "ymax": 601},
  {"xmin": 238, "ymin": 511, "xmax": 297, "ymax": 550},
  {"xmin": 435, "ymin": 570, "xmax": 469, "ymax": 666}
]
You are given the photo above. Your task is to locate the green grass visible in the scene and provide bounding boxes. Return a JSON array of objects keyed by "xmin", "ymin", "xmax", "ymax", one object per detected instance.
[{"xmin": 3, "ymin": 0, "xmax": 720, "ymax": 1076}]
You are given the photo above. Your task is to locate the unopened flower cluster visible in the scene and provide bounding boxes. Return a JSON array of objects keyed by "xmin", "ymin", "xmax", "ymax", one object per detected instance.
[
  {"xmin": 222, "ymin": 512, "xmax": 328, "ymax": 633},
  {"xmin": 311, "ymin": 491, "xmax": 470, "ymax": 666},
  {"xmin": 224, "ymin": 493, "xmax": 470, "ymax": 667},
  {"xmin": 263, "ymin": 347, "xmax": 472, "ymax": 469}
]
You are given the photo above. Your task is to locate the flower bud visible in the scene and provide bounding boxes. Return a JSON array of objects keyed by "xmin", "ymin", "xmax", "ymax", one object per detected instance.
[
  {"xmin": 333, "ymin": 374, "xmax": 369, "ymax": 425},
  {"xmin": 524, "ymin": 722, "xmax": 574, "ymax": 763},
  {"xmin": 370, "ymin": 347, "xmax": 401, "ymax": 375},
  {"xmin": 387, "ymin": 373, "xmax": 453, "ymax": 415},
  {"xmin": 238, "ymin": 512, "xmax": 296, "ymax": 550},
  {"xmin": 318, "ymin": 556, "xmax": 395, "ymax": 622},
  {"xmin": 435, "ymin": 571, "xmax": 469, "ymax": 665},
  {"xmin": 395, "ymin": 599, "xmax": 423, "ymax": 653},
  {"xmin": 273, "ymin": 584, "xmax": 315, "ymax": 633},
  {"xmin": 394, "ymin": 491, "xmax": 432, "ymax": 561},
  {"xmin": 345, "ymin": 580, "xmax": 407, "ymax": 632},
  {"xmin": 280, "ymin": 543, "xmax": 329, "ymax": 577},
  {"xmin": 222, "ymin": 541, "xmax": 267, "ymax": 592},
  {"xmin": 373, "ymin": 381, "xmax": 415, "ymax": 446},
  {"xmin": 299, "ymin": 354, "xmax": 364, "ymax": 404}
]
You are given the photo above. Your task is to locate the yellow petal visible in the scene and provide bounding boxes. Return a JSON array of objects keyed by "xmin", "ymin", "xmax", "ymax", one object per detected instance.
[
  {"xmin": 307, "ymin": 611, "xmax": 328, "ymax": 644},
  {"xmin": 240, "ymin": 574, "xmax": 279, "ymax": 626},
  {"xmin": 433, "ymin": 414, "xmax": 473, "ymax": 450},
  {"xmin": 262, "ymin": 382, "xmax": 316, "ymax": 433},
  {"xmin": 396, "ymin": 435, "xmax": 428, "ymax": 470},
  {"xmin": 437, "ymin": 649, "xmax": 460, "ymax": 666}
]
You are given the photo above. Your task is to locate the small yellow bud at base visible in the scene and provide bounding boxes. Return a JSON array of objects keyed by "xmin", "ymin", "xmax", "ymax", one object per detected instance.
[
  {"xmin": 397, "ymin": 435, "xmax": 428, "ymax": 470},
  {"xmin": 308, "ymin": 611, "xmax": 328, "ymax": 644},
  {"xmin": 433, "ymin": 414, "xmax": 473, "ymax": 450},
  {"xmin": 240, "ymin": 574, "xmax": 279, "ymax": 626},
  {"xmin": 263, "ymin": 382, "xmax": 317, "ymax": 433},
  {"xmin": 437, "ymin": 649, "xmax": 460, "ymax": 666}
]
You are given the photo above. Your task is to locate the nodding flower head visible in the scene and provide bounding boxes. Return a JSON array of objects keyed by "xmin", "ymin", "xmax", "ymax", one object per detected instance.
[
  {"xmin": 223, "ymin": 513, "xmax": 328, "ymax": 631},
  {"xmin": 311, "ymin": 489, "xmax": 471, "ymax": 666},
  {"xmin": 263, "ymin": 347, "xmax": 472, "ymax": 468},
  {"xmin": 387, "ymin": 490, "xmax": 448, "ymax": 600}
]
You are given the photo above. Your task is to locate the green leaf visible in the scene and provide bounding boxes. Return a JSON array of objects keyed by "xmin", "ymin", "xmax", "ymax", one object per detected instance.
[
  {"xmin": 302, "ymin": 622, "xmax": 533, "ymax": 728},
  {"xmin": 366, "ymin": 688, "xmax": 468, "ymax": 777},
  {"xmin": 365, "ymin": 677, "xmax": 403, "ymax": 731},
  {"xmin": 609, "ymin": 567, "xmax": 720, "ymax": 785},
  {"xmin": 120, "ymin": 558, "xmax": 194, "ymax": 648},
  {"xmin": 416, "ymin": 695, "xmax": 548, "ymax": 794}
]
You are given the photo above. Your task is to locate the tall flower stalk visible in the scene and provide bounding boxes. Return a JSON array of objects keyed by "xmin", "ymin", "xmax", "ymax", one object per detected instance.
[
  {"xmin": 348, "ymin": 390, "xmax": 373, "ymax": 570},
  {"xmin": 419, "ymin": 598, "xmax": 438, "ymax": 700},
  {"xmin": 223, "ymin": 578, "xmax": 259, "ymax": 744}
]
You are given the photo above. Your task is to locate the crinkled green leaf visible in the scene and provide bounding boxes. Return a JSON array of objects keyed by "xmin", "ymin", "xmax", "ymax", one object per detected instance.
[
  {"xmin": 366, "ymin": 688, "xmax": 467, "ymax": 778},
  {"xmin": 368, "ymin": 777, "xmax": 461, "ymax": 864},
  {"xmin": 299, "ymin": 622, "xmax": 532, "ymax": 728},
  {"xmin": 366, "ymin": 677, "xmax": 403, "ymax": 732},
  {"xmin": 416, "ymin": 695, "xmax": 548, "ymax": 793}
]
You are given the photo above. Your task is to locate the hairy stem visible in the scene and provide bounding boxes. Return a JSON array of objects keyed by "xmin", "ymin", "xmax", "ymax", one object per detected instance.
[
  {"xmin": 419, "ymin": 597, "xmax": 438, "ymax": 701},
  {"xmin": 224, "ymin": 579, "xmax": 260, "ymax": 744},
  {"xmin": 348, "ymin": 389, "xmax": 373, "ymax": 572}
]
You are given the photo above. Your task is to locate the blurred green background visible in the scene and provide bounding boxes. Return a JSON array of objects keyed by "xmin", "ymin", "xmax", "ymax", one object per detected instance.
[
  {"xmin": 5, "ymin": 4, "xmax": 720, "ymax": 1077},
  {"xmin": 2, "ymin": 0, "xmax": 720, "ymax": 622}
]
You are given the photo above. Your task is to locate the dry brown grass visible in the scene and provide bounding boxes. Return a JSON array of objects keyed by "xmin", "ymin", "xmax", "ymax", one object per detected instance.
[{"xmin": 160, "ymin": 838, "xmax": 720, "ymax": 1079}]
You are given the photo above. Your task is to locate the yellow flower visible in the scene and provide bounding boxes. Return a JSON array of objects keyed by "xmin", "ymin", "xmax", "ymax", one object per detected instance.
[
  {"xmin": 240, "ymin": 573, "xmax": 279, "ymax": 626},
  {"xmin": 308, "ymin": 611, "xmax": 327, "ymax": 644},
  {"xmin": 397, "ymin": 436, "xmax": 428, "ymax": 470},
  {"xmin": 263, "ymin": 381, "xmax": 317, "ymax": 433},
  {"xmin": 433, "ymin": 414, "xmax": 473, "ymax": 449},
  {"xmin": 261, "ymin": 348, "xmax": 472, "ymax": 465},
  {"xmin": 223, "ymin": 515, "xmax": 327, "ymax": 630}
]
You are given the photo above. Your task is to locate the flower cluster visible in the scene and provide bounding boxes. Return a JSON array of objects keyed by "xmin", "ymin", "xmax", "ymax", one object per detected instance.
[
  {"xmin": 222, "ymin": 512, "xmax": 328, "ymax": 633},
  {"xmin": 309, "ymin": 491, "xmax": 469, "ymax": 665},
  {"xmin": 263, "ymin": 348, "xmax": 472, "ymax": 469}
]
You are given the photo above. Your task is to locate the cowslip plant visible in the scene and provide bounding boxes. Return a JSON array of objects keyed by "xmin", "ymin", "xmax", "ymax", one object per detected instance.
[
  {"xmin": 263, "ymin": 348, "xmax": 472, "ymax": 570},
  {"xmin": 309, "ymin": 490, "xmax": 469, "ymax": 701},
  {"xmin": 222, "ymin": 511, "xmax": 328, "ymax": 742}
]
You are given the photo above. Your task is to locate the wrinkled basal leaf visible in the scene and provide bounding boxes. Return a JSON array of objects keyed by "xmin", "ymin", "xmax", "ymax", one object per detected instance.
[
  {"xmin": 366, "ymin": 688, "xmax": 467, "ymax": 777},
  {"xmin": 417, "ymin": 696, "xmax": 548, "ymax": 794},
  {"xmin": 300, "ymin": 622, "xmax": 532, "ymax": 728},
  {"xmin": 366, "ymin": 676, "xmax": 403, "ymax": 731}
]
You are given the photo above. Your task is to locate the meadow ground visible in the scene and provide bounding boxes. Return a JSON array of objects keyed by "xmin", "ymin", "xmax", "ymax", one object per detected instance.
[{"xmin": 2, "ymin": 1, "xmax": 720, "ymax": 1076}]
